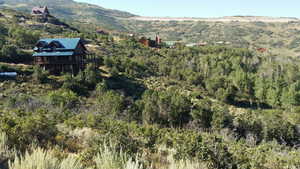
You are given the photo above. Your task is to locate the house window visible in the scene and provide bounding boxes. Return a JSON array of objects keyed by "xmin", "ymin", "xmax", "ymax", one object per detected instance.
[{"xmin": 36, "ymin": 57, "xmax": 42, "ymax": 62}]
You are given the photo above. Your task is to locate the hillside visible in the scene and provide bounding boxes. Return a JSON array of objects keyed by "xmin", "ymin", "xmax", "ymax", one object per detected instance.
[
  {"xmin": 0, "ymin": 0, "xmax": 136, "ymax": 31},
  {"xmin": 131, "ymin": 16, "xmax": 300, "ymax": 22},
  {"xmin": 122, "ymin": 18, "xmax": 300, "ymax": 57}
]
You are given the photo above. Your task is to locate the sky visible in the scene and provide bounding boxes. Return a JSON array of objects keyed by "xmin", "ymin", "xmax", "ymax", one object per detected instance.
[{"xmin": 75, "ymin": 0, "xmax": 300, "ymax": 18}]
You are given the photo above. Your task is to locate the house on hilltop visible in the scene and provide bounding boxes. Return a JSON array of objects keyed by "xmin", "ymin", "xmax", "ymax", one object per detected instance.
[
  {"xmin": 33, "ymin": 38, "xmax": 87, "ymax": 75},
  {"xmin": 31, "ymin": 6, "xmax": 50, "ymax": 18}
]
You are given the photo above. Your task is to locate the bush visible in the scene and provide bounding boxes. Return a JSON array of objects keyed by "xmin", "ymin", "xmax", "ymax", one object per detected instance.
[
  {"xmin": 0, "ymin": 109, "xmax": 58, "ymax": 151},
  {"xmin": 97, "ymin": 90, "xmax": 125, "ymax": 118},
  {"xmin": 62, "ymin": 74, "xmax": 88, "ymax": 96},
  {"xmin": 140, "ymin": 88, "xmax": 192, "ymax": 126},
  {"xmin": 233, "ymin": 111, "xmax": 264, "ymax": 143},
  {"xmin": 32, "ymin": 66, "xmax": 49, "ymax": 83},
  {"xmin": 263, "ymin": 116, "xmax": 300, "ymax": 146},
  {"xmin": 211, "ymin": 106, "xmax": 233, "ymax": 130},
  {"xmin": 191, "ymin": 99, "xmax": 213, "ymax": 129},
  {"xmin": 76, "ymin": 64, "xmax": 101, "ymax": 89},
  {"xmin": 1, "ymin": 45, "xmax": 18, "ymax": 60},
  {"xmin": 48, "ymin": 89, "xmax": 79, "ymax": 109}
]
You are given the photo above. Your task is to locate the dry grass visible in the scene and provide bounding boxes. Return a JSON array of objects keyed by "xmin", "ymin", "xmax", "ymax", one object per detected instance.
[
  {"xmin": 8, "ymin": 147, "xmax": 84, "ymax": 169},
  {"xmin": 0, "ymin": 132, "xmax": 13, "ymax": 166},
  {"xmin": 93, "ymin": 144, "xmax": 143, "ymax": 169}
]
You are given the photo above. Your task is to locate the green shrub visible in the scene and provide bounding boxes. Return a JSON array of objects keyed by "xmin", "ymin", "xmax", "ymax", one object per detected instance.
[
  {"xmin": 263, "ymin": 116, "xmax": 299, "ymax": 146},
  {"xmin": 191, "ymin": 99, "xmax": 213, "ymax": 128},
  {"xmin": 211, "ymin": 106, "xmax": 233, "ymax": 130},
  {"xmin": 97, "ymin": 90, "xmax": 125, "ymax": 118},
  {"xmin": 140, "ymin": 88, "xmax": 192, "ymax": 126},
  {"xmin": 233, "ymin": 111, "xmax": 264, "ymax": 143},
  {"xmin": 0, "ymin": 109, "xmax": 58, "ymax": 150},
  {"xmin": 48, "ymin": 89, "xmax": 79, "ymax": 109},
  {"xmin": 76, "ymin": 64, "xmax": 101, "ymax": 90},
  {"xmin": 32, "ymin": 66, "xmax": 49, "ymax": 83},
  {"xmin": 0, "ymin": 44, "xmax": 18, "ymax": 62},
  {"xmin": 172, "ymin": 133, "xmax": 236, "ymax": 169},
  {"xmin": 62, "ymin": 74, "xmax": 88, "ymax": 96}
]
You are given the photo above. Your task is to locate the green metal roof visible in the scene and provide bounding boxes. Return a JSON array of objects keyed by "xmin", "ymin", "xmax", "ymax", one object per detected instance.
[
  {"xmin": 37, "ymin": 38, "xmax": 81, "ymax": 50},
  {"xmin": 33, "ymin": 51, "xmax": 74, "ymax": 57},
  {"xmin": 33, "ymin": 38, "xmax": 82, "ymax": 57}
]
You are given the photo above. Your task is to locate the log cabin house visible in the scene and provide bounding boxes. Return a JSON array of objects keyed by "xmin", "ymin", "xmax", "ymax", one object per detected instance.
[{"xmin": 33, "ymin": 38, "xmax": 87, "ymax": 75}]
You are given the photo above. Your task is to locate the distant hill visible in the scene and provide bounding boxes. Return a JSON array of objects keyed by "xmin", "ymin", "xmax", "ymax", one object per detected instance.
[
  {"xmin": 0, "ymin": 0, "xmax": 136, "ymax": 31},
  {"xmin": 121, "ymin": 17, "xmax": 300, "ymax": 58},
  {"xmin": 130, "ymin": 16, "xmax": 300, "ymax": 22}
]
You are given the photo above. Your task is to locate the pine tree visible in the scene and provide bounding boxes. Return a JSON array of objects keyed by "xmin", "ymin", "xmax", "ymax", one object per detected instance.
[{"xmin": 255, "ymin": 77, "xmax": 268, "ymax": 108}]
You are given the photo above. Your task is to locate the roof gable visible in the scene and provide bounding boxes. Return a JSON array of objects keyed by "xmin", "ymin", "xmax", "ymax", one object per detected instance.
[{"xmin": 48, "ymin": 41, "xmax": 65, "ymax": 48}]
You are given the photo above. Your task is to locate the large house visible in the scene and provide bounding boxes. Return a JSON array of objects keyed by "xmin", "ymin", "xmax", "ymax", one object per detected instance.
[
  {"xmin": 31, "ymin": 6, "xmax": 50, "ymax": 18},
  {"xmin": 33, "ymin": 38, "xmax": 87, "ymax": 74}
]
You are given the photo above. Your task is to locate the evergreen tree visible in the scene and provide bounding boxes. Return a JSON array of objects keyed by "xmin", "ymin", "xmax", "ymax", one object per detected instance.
[
  {"xmin": 266, "ymin": 86, "xmax": 281, "ymax": 108},
  {"xmin": 255, "ymin": 77, "xmax": 268, "ymax": 108},
  {"xmin": 141, "ymin": 90, "xmax": 159, "ymax": 125}
]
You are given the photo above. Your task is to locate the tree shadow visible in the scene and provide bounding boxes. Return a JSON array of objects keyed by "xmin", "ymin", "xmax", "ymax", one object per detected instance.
[
  {"xmin": 105, "ymin": 75, "xmax": 146, "ymax": 99},
  {"xmin": 231, "ymin": 100, "xmax": 272, "ymax": 109}
]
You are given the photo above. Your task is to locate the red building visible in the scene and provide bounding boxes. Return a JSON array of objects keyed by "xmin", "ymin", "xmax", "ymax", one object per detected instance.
[
  {"xmin": 139, "ymin": 34, "xmax": 162, "ymax": 48},
  {"xmin": 257, "ymin": 48, "xmax": 267, "ymax": 53}
]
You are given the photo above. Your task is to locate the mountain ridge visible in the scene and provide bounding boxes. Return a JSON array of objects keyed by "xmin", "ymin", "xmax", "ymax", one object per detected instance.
[{"xmin": 129, "ymin": 16, "xmax": 300, "ymax": 23}]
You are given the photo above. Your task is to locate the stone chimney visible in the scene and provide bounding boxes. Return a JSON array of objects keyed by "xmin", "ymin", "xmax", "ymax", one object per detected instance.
[{"xmin": 155, "ymin": 33, "xmax": 161, "ymax": 45}]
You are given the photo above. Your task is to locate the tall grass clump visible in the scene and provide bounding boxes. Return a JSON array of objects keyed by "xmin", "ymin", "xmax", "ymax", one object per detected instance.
[
  {"xmin": 0, "ymin": 132, "xmax": 13, "ymax": 168},
  {"xmin": 167, "ymin": 158, "xmax": 207, "ymax": 169},
  {"xmin": 9, "ymin": 147, "xmax": 59, "ymax": 169},
  {"xmin": 157, "ymin": 146, "xmax": 207, "ymax": 169},
  {"xmin": 8, "ymin": 147, "xmax": 84, "ymax": 169},
  {"xmin": 60, "ymin": 154, "xmax": 85, "ymax": 169},
  {"xmin": 94, "ymin": 144, "xmax": 143, "ymax": 169},
  {"xmin": 124, "ymin": 157, "xmax": 143, "ymax": 169}
]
